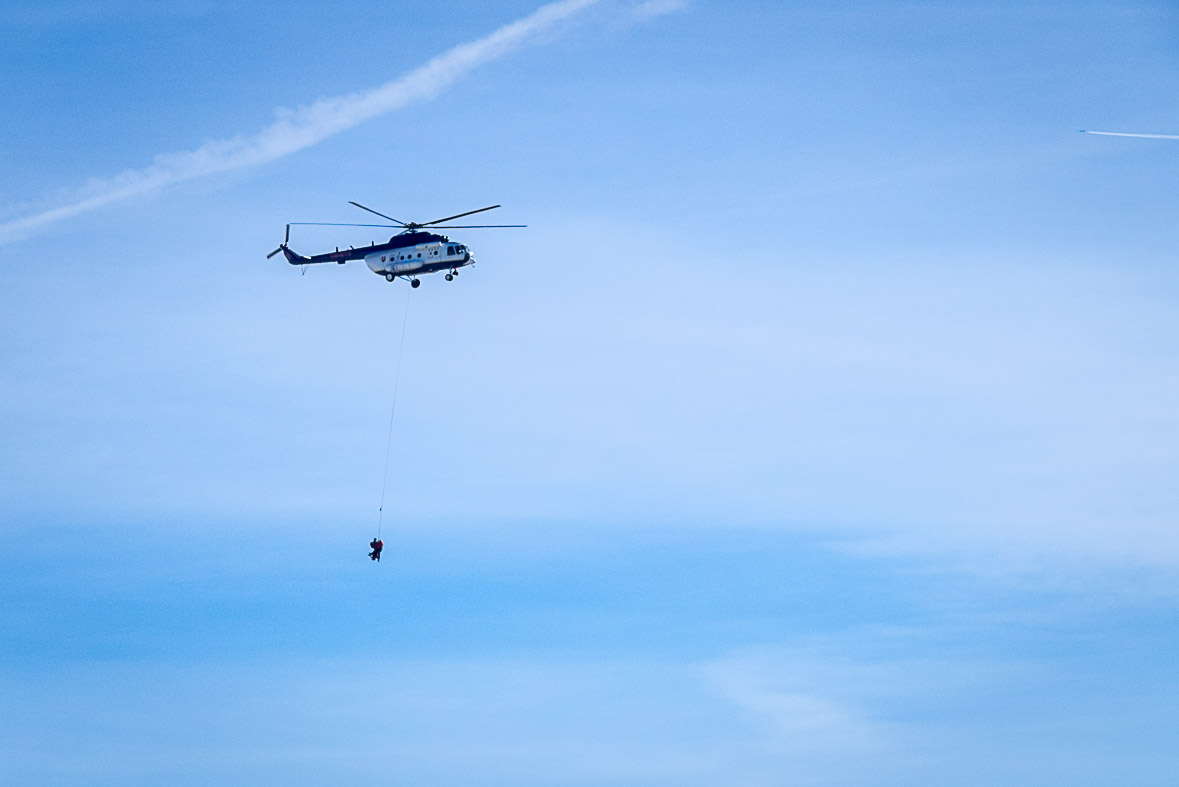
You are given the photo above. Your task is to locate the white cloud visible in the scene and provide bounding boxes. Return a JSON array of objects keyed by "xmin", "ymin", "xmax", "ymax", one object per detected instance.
[
  {"xmin": 702, "ymin": 646, "xmax": 896, "ymax": 761},
  {"xmin": 631, "ymin": 0, "xmax": 689, "ymax": 18}
]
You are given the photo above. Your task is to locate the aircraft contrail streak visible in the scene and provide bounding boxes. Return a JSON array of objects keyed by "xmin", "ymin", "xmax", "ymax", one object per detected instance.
[
  {"xmin": 1081, "ymin": 130, "xmax": 1179, "ymax": 140},
  {"xmin": 0, "ymin": 0, "xmax": 602, "ymax": 245}
]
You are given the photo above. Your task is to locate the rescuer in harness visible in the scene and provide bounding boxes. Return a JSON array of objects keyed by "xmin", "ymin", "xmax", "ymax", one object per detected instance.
[{"xmin": 369, "ymin": 537, "xmax": 384, "ymax": 562}]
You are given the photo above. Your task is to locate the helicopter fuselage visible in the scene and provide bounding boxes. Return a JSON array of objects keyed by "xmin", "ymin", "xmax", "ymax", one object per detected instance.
[{"xmin": 281, "ymin": 231, "xmax": 474, "ymax": 280}]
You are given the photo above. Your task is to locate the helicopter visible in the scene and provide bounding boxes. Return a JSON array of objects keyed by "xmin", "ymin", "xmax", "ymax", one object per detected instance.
[{"xmin": 267, "ymin": 202, "xmax": 525, "ymax": 287}]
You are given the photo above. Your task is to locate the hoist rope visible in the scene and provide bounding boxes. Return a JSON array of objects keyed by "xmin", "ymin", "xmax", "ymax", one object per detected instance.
[{"xmin": 376, "ymin": 287, "xmax": 412, "ymax": 539}]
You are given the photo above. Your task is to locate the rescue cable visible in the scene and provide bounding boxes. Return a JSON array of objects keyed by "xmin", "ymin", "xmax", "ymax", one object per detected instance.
[{"xmin": 376, "ymin": 287, "xmax": 412, "ymax": 539}]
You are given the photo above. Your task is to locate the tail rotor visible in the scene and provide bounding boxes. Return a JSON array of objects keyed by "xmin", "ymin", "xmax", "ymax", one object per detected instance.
[{"xmin": 266, "ymin": 224, "xmax": 290, "ymax": 258}]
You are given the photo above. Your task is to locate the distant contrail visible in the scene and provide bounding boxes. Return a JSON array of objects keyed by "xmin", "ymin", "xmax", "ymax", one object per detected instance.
[
  {"xmin": 0, "ymin": 0, "xmax": 607, "ymax": 244},
  {"xmin": 1080, "ymin": 130, "xmax": 1179, "ymax": 140}
]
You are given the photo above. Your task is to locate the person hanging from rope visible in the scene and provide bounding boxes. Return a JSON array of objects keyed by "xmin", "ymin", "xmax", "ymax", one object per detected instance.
[{"xmin": 369, "ymin": 537, "xmax": 384, "ymax": 562}]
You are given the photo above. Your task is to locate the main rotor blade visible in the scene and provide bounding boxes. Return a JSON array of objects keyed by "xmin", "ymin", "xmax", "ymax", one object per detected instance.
[
  {"xmin": 348, "ymin": 202, "xmax": 407, "ymax": 226},
  {"xmin": 427, "ymin": 224, "xmax": 527, "ymax": 228},
  {"xmin": 288, "ymin": 222, "xmax": 402, "ymax": 228},
  {"xmin": 420, "ymin": 205, "xmax": 501, "ymax": 226}
]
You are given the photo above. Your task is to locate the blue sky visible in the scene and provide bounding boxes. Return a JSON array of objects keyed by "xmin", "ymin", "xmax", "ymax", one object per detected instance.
[{"xmin": 3, "ymin": 1, "xmax": 1179, "ymax": 783}]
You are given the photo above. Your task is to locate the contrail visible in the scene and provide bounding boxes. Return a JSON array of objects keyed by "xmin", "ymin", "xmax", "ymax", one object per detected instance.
[
  {"xmin": 0, "ymin": 0, "xmax": 602, "ymax": 244},
  {"xmin": 1080, "ymin": 130, "xmax": 1179, "ymax": 140}
]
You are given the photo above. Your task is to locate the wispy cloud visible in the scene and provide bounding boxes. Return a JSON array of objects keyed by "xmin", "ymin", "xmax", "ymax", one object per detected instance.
[
  {"xmin": 703, "ymin": 647, "xmax": 891, "ymax": 758},
  {"xmin": 0, "ymin": 0, "xmax": 609, "ymax": 245},
  {"xmin": 630, "ymin": 0, "xmax": 689, "ymax": 18}
]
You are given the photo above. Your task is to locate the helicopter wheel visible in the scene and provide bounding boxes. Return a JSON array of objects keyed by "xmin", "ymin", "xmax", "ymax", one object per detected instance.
[
  {"xmin": 445, "ymin": 274, "xmax": 453, "ymax": 281},
  {"xmin": 411, "ymin": 279, "xmax": 421, "ymax": 289},
  {"xmin": 385, "ymin": 273, "xmax": 394, "ymax": 282}
]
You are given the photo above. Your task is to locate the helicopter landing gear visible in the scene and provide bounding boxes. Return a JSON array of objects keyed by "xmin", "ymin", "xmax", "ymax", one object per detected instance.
[
  {"xmin": 445, "ymin": 274, "xmax": 453, "ymax": 281},
  {"xmin": 410, "ymin": 278, "xmax": 421, "ymax": 289},
  {"xmin": 385, "ymin": 273, "xmax": 395, "ymax": 282}
]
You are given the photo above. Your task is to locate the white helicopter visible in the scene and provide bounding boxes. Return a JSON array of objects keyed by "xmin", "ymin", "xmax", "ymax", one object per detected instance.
[{"xmin": 267, "ymin": 202, "xmax": 525, "ymax": 287}]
